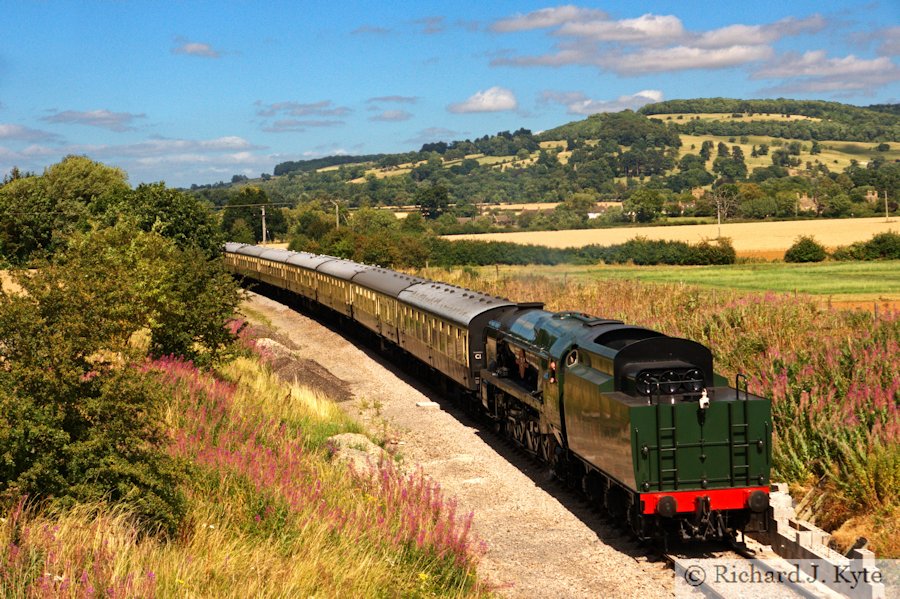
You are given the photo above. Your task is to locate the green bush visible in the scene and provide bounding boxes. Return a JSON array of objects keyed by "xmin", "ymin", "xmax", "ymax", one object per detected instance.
[
  {"xmin": 784, "ymin": 236, "xmax": 827, "ymax": 263},
  {"xmin": 0, "ymin": 226, "xmax": 241, "ymax": 535},
  {"xmin": 832, "ymin": 231, "xmax": 900, "ymax": 261}
]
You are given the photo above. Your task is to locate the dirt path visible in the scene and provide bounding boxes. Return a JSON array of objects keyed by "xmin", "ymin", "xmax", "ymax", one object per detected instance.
[{"xmin": 243, "ymin": 291, "xmax": 674, "ymax": 598}]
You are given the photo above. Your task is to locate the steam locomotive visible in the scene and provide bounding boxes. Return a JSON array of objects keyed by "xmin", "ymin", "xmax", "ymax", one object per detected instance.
[{"xmin": 224, "ymin": 243, "xmax": 771, "ymax": 542}]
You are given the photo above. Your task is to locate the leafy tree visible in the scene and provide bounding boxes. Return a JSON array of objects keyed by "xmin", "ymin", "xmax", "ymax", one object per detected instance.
[
  {"xmin": 678, "ymin": 154, "xmax": 706, "ymax": 171},
  {"xmin": 114, "ymin": 183, "xmax": 222, "ymax": 258},
  {"xmin": 410, "ymin": 154, "xmax": 444, "ymax": 182},
  {"xmin": 61, "ymin": 226, "xmax": 241, "ymax": 365},
  {"xmin": 536, "ymin": 149, "xmax": 560, "ymax": 168},
  {"xmin": 0, "ymin": 175, "xmax": 55, "ymax": 264},
  {"xmin": 291, "ymin": 206, "xmax": 336, "ymax": 241},
  {"xmin": 400, "ymin": 211, "xmax": 427, "ymax": 234},
  {"xmin": 713, "ymin": 154, "xmax": 748, "ymax": 181},
  {"xmin": 737, "ymin": 183, "xmax": 777, "ymax": 218},
  {"xmin": 624, "ymin": 188, "xmax": 664, "ymax": 222},
  {"xmin": 42, "ymin": 155, "xmax": 129, "ymax": 216},
  {"xmin": 784, "ymin": 236, "xmax": 827, "ymax": 262},
  {"xmin": 348, "ymin": 208, "xmax": 399, "ymax": 235},
  {"xmin": 0, "ymin": 226, "xmax": 241, "ymax": 534},
  {"xmin": 417, "ymin": 183, "xmax": 450, "ymax": 219},
  {"xmin": 1, "ymin": 166, "xmax": 34, "ymax": 185},
  {"xmin": 0, "ymin": 156, "xmax": 130, "ymax": 265},
  {"xmin": 229, "ymin": 218, "xmax": 256, "ymax": 244}
]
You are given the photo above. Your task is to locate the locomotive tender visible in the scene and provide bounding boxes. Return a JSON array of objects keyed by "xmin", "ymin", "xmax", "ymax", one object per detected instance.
[{"xmin": 224, "ymin": 243, "xmax": 771, "ymax": 542}]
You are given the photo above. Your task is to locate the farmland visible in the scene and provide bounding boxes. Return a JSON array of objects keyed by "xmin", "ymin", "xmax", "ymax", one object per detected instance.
[
  {"xmin": 474, "ymin": 260, "xmax": 900, "ymax": 304},
  {"xmin": 450, "ymin": 216, "xmax": 899, "ymax": 259}
]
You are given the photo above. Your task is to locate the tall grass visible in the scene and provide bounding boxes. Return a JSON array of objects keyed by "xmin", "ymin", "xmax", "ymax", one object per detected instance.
[
  {"xmin": 1, "ymin": 344, "xmax": 488, "ymax": 596},
  {"xmin": 425, "ymin": 269, "xmax": 900, "ymax": 556}
]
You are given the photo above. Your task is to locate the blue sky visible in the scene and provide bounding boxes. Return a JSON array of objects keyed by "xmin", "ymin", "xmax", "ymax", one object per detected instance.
[{"xmin": 1, "ymin": 1, "xmax": 898, "ymax": 187}]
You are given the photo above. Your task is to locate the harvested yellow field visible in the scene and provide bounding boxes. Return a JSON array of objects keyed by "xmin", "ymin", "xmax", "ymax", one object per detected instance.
[{"xmin": 449, "ymin": 217, "xmax": 899, "ymax": 258}]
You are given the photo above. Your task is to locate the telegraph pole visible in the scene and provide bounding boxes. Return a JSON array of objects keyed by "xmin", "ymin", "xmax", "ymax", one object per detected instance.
[
  {"xmin": 261, "ymin": 205, "xmax": 268, "ymax": 244},
  {"xmin": 886, "ymin": 190, "xmax": 891, "ymax": 222},
  {"xmin": 329, "ymin": 200, "xmax": 340, "ymax": 229}
]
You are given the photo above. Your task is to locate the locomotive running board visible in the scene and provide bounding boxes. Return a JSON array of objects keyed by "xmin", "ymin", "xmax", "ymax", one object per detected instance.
[{"xmin": 480, "ymin": 369, "xmax": 543, "ymax": 411}]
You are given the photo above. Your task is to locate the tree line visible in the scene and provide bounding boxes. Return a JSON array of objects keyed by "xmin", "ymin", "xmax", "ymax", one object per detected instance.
[
  {"xmin": 186, "ymin": 99, "xmax": 897, "ymax": 239},
  {"xmin": 638, "ymin": 97, "xmax": 900, "ymax": 141}
]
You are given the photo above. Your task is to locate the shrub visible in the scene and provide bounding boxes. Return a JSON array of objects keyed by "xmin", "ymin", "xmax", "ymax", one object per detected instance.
[
  {"xmin": 690, "ymin": 237, "xmax": 736, "ymax": 265},
  {"xmin": 832, "ymin": 231, "xmax": 900, "ymax": 261},
  {"xmin": 0, "ymin": 225, "xmax": 242, "ymax": 536},
  {"xmin": 864, "ymin": 232, "xmax": 900, "ymax": 259},
  {"xmin": 784, "ymin": 236, "xmax": 827, "ymax": 262}
]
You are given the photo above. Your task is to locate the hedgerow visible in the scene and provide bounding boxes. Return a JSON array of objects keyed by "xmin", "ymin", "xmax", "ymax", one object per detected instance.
[{"xmin": 832, "ymin": 231, "xmax": 900, "ymax": 260}]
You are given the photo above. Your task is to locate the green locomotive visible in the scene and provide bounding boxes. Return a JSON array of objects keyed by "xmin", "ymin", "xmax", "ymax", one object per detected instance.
[{"xmin": 481, "ymin": 309, "xmax": 771, "ymax": 541}]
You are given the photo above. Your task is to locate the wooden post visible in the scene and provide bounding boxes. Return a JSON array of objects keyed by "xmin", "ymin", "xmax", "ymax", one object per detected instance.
[{"xmin": 261, "ymin": 205, "xmax": 267, "ymax": 244}]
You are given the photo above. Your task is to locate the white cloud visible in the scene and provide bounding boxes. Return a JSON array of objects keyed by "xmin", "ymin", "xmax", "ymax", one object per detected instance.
[
  {"xmin": 490, "ymin": 5, "xmax": 607, "ymax": 33},
  {"xmin": 172, "ymin": 40, "xmax": 221, "ymax": 58},
  {"xmin": 557, "ymin": 14, "xmax": 685, "ymax": 44},
  {"xmin": 99, "ymin": 136, "xmax": 262, "ymax": 158},
  {"xmin": 262, "ymin": 119, "xmax": 346, "ymax": 133},
  {"xmin": 754, "ymin": 51, "xmax": 900, "ymax": 94},
  {"xmin": 489, "ymin": 9, "xmax": 834, "ymax": 78},
  {"xmin": 0, "ymin": 123, "xmax": 61, "ymax": 142},
  {"xmin": 875, "ymin": 27, "xmax": 900, "ymax": 56},
  {"xmin": 42, "ymin": 109, "xmax": 145, "ymax": 132},
  {"xmin": 496, "ymin": 43, "xmax": 773, "ymax": 73},
  {"xmin": 492, "ymin": 45, "xmax": 594, "ymax": 68},
  {"xmin": 448, "ymin": 86, "xmax": 518, "ymax": 113},
  {"xmin": 540, "ymin": 89, "xmax": 663, "ymax": 115},
  {"xmin": 754, "ymin": 50, "xmax": 895, "ymax": 78},
  {"xmin": 606, "ymin": 45, "xmax": 774, "ymax": 74},
  {"xmin": 256, "ymin": 100, "xmax": 351, "ymax": 118},
  {"xmin": 697, "ymin": 15, "xmax": 826, "ymax": 49},
  {"xmin": 369, "ymin": 110, "xmax": 413, "ymax": 122},
  {"xmin": 366, "ymin": 95, "xmax": 418, "ymax": 104}
]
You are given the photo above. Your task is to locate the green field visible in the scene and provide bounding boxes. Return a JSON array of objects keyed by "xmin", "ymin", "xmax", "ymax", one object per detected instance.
[{"xmin": 482, "ymin": 260, "xmax": 900, "ymax": 301}]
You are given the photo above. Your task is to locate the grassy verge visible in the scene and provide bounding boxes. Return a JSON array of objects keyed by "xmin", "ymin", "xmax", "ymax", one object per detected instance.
[
  {"xmin": 470, "ymin": 261, "xmax": 900, "ymax": 302},
  {"xmin": 422, "ymin": 268, "xmax": 900, "ymax": 557},
  {"xmin": 1, "ymin": 339, "xmax": 489, "ymax": 597}
]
